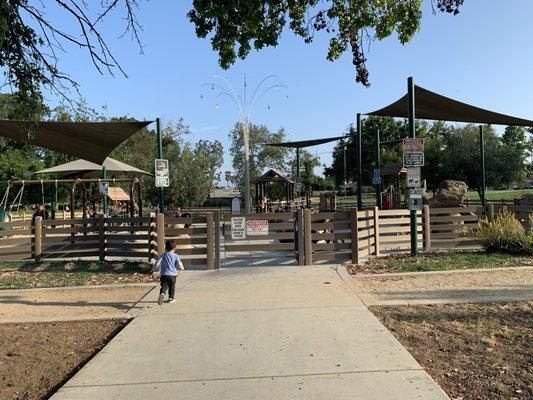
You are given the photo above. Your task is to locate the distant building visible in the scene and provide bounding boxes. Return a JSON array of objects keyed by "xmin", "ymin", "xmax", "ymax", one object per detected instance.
[{"xmin": 204, "ymin": 188, "xmax": 241, "ymax": 207}]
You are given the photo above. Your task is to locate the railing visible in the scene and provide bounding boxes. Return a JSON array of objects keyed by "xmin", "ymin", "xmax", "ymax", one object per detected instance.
[{"xmin": 0, "ymin": 204, "xmax": 530, "ymax": 267}]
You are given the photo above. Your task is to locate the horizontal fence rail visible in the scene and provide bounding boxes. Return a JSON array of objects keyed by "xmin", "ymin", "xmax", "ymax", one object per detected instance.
[{"xmin": 0, "ymin": 204, "xmax": 530, "ymax": 267}]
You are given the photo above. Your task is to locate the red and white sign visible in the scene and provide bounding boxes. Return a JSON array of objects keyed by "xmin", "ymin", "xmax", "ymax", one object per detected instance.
[
  {"xmin": 403, "ymin": 138, "xmax": 425, "ymax": 153},
  {"xmin": 246, "ymin": 220, "xmax": 269, "ymax": 236}
]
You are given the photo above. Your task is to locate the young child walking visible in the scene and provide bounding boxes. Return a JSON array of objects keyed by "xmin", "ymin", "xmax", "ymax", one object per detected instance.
[{"xmin": 156, "ymin": 240, "xmax": 185, "ymax": 305}]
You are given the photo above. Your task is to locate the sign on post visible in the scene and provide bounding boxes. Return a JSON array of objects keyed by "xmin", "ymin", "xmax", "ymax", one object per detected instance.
[
  {"xmin": 246, "ymin": 220, "xmax": 269, "ymax": 236},
  {"xmin": 231, "ymin": 197, "xmax": 241, "ymax": 214},
  {"xmin": 403, "ymin": 152, "xmax": 424, "ymax": 167},
  {"xmin": 98, "ymin": 181, "xmax": 109, "ymax": 195},
  {"xmin": 406, "ymin": 167, "xmax": 421, "ymax": 188},
  {"xmin": 155, "ymin": 159, "xmax": 169, "ymax": 188},
  {"xmin": 372, "ymin": 168, "xmax": 382, "ymax": 185},
  {"xmin": 403, "ymin": 138, "xmax": 425, "ymax": 153},
  {"xmin": 231, "ymin": 217, "xmax": 247, "ymax": 240},
  {"xmin": 407, "ymin": 188, "xmax": 424, "ymax": 210}
]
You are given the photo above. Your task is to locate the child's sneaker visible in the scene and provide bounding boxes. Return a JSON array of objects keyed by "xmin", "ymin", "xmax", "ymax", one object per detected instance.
[
  {"xmin": 168, "ymin": 298, "xmax": 176, "ymax": 303},
  {"xmin": 158, "ymin": 294, "xmax": 164, "ymax": 305}
]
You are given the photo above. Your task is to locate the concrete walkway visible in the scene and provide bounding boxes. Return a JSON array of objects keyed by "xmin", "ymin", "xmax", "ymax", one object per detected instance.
[{"xmin": 51, "ymin": 266, "xmax": 449, "ymax": 400}]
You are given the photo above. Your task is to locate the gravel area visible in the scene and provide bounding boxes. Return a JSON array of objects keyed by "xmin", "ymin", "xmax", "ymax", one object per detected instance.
[
  {"xmin": 0, "ymin": 284, "xmax": 155, "ymax": 323},
  {"xmin": 351, "ymin": 267, "xmax": 533, "ymax": 305}
]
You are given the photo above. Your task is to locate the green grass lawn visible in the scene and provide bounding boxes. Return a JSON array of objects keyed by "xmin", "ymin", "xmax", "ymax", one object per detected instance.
[
  {"xmin": 0, "ymin": 260, "xmax": 153, "ymax": 289},
  {"xmin": 349, "ymin": 251, "xmax": 532, "ymax": 274},
  {"xmin": 465, "ymin": 189, "xmax": 532, "ymax": 202}
]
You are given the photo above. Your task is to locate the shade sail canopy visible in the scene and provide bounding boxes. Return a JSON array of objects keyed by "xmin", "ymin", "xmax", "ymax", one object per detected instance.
[
  {"xmin": 35, "ymin": 157, "xmax": 152, "ymax": 178},
  {"xmin": 267, "ymin": 135, "xmax": 349, "ymax": 149},
  {"xmin": 367, "ymin": 85, "xmax": 533, "ymax": 126},
  {"xmin": 0, "ymin": 120, "xmax": 153, "ymax": 164}
]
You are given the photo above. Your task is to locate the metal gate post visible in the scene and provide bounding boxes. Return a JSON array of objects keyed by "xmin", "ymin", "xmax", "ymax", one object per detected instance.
[
  {"xmin": 304, "ymin": 209, "xmax": 313, "ymax": 265},
  {"xmin": 214, "ymin": 211, "xmax": 221, "ymax": 270},
  {"xmin": 206, "ymin": 212, "xmax": 215, "ymax": 270},
  {"xmin": 297, "ymin": 209, "xmax": 305, "ymax": 266}
]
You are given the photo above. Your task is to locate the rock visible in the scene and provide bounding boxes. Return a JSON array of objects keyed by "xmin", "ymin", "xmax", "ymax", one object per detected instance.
[{"xmin": 424, "ymin": 180, "xmax": 469, "ymax": 207}]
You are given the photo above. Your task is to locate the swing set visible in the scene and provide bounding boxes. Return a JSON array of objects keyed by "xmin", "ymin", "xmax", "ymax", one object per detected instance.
[{"xmin": 0, "ymin": 178, "xmax": 143, "ymax": 223}]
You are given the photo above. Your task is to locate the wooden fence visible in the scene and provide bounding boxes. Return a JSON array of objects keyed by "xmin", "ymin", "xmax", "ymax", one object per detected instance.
[{"xmin": 0, "ymin": 204, "xmax": 530, "ymax": 266}]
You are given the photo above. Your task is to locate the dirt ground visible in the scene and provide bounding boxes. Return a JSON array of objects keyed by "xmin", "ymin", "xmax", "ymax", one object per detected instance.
[
  {"xmin": 372, "ymin": 302, "xmax": 532, "ymax": 400},
  {"xmin": 0, "ymin": 284, "xmax": 154, "ymax": 323},
  {"xmin": 351, "ymin": 267, "xmax": 533, "ymax": 305},
  {"xmin": 0, "ymin": 319, "xmax": 128, "ymax": 400}
]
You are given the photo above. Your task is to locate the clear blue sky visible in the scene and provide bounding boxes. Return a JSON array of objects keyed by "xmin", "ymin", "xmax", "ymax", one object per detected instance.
[{"xmin": 40, "ymin": 1, "xmax": 533, "ymax": 182}]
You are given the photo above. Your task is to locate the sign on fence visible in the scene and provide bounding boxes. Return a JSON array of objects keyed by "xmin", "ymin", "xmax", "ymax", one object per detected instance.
[
  {"xmin": 403, "ymin": 138, "xmax": 425, "ymax": 152},
  {"xmin": 406, "ymin": 167, "xmax": 421, "ymax": 188},
  {"xmin": 98, "ymin": 181, "xmax": 109, "ymax": 195},
  {"xmin": 231, "ymin": 217, "xmax": 247, "ymax": 240},
  {"xmin": 155, "ymin": 159, "xmax": 169, "ymax": 187},
  {"xmin": 403, "ymin": 152, "xmax": 424, "ymax": 167},
  {"xmin": 246, "ymin": 220, "xmax": 269, "ymax": 236}
]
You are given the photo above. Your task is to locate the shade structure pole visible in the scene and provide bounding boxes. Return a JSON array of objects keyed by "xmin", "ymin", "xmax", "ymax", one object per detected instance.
[
  {"xmin": 51, "ymin": 181, "xmax": 58, "ymax": 219},
  {"xmin": 479, "ymin": 125, "xmax": 486, "ymax": 206},
  {"xmin": 343, "ymin": 145, "xmax": 347, "ymax": 197},
  {"xmin": 102, "ymin": 165, "xmax": 108, "ymax": 216},
  {"xmin": 356, "ymin": 113, "xmax": 362, "ymax": 209},
  {"xmin": 156, "ymin": 118, "xmax": 165, "ymax": 213},
  {"xmin": 408, "ymin": 77, "xmax": 418, "ymax": 256},
  {"xmin": 375, "ymin": 129, "xmax": 382, "ymax": 209},
  {"xmin": 296, "ymin": 147, "xmax": 300, "ymax": 198}
]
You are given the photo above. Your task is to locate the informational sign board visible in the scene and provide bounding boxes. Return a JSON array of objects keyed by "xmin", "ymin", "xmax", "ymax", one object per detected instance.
[
  {"xmin": 231, "ymin": 217, "xmax": 247, "ymax": 240},
  {"xmin": 406, "ymin": 167, "xmax": 421, "ymax": 188},
  {"xmin": 403, "ymin": 152, "xmax": 425, "ymax": 167},
  {"xmin": 403, "ymin": 138, "xmax": 425, "ymax": 153},
  {"xmin": 372, "ymin": 168, "xmax": 382, "ymax": 185},
  {"xmin": 98, "ymin": 181, "xmax": 109, "ymax": 195},
  {"xmin": 246, "ymin": 220, "xmax": 269, "ymax": 236},
  {"xmin": 231, "ymin": 197, "xmax": 241, "ymax": 214},
  {"xmin": 154, "ymin": 159, "xmax": 169, "ymax": 188}
]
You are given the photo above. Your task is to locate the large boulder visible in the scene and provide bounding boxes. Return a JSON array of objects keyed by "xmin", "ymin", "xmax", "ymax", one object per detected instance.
[{"xmin": 424, "ymin": 180, "xmax": 469, "ymax": 207}]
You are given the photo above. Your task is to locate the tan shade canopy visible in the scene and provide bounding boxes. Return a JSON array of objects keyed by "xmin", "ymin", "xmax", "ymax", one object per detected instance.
[
  {"xmin": 367, "ymin": 85, "xmax": 533, "ymax": 126},
  {"xmin": 267, "ymin": 135, "xmax": 348, "ymax": 149},
  {"xmin": 35, "ymin": 157, "xmax": 152, "ymax": 178},
  {"xmin": 107, "ymin": 187, "xmax": 130, "ymax": 202},
  {"xmin": 0, "ymin": 120, "xmax": 152, "ymax": 164}
]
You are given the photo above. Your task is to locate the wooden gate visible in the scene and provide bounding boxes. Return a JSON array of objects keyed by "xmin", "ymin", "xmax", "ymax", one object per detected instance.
[{"xmin": 222, "ymin": 212, "xmax": 296, "ymax": 266}]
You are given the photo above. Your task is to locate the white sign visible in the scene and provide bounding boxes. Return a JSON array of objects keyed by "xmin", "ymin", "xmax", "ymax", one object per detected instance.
[
  {"xmin": 98, "ymin": 181, "xmax": 109, "ymax": 195},
  {"xmin": 404, "ymin": 152, "xmax": 425, "ymax": 167},
  {"xmin": 403, "ymin": 138, "xmax": 425, "ymax": 153},
  {"xmin": 231, "ymin": 198, "xmax": 241, "ymax": 214},
  {"xmin": 372, "ymin": 168, "xmax": 381, "ymax": 185},
  {"xmin": 246, "ymin": 220, "xmax": 269, "ymax": 236},
  {"xmin": 408, "ymin": 188, "xmax": 423, "ymax": 198},
  {"xmin": 406, "ymin": 167, "xmax": 421, "ymax": 188},
  {"xmin": 231, "ymin": 217, "xmax": 247, "ymax": 240},
  {"xmin": 155, "ymin": 159, "xmax": 169, "ymax": 188}
]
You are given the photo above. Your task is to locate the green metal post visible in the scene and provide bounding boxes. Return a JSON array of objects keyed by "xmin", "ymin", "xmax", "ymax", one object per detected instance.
[
  {"xmin": 102, "ymin": 165, "xmax": 108, "ymax": 216},
  {"xmin": 374, "ymin": 129, "xmax": 382, "ymax": 209},
  {"xmin": 408, "ymin": 77, "xmax": 418, "ymax": 256},
  {"xmin": 356, "ymin": 113, "xmax": 362, "ymax": 209},
  {"xmin": 51, "ymin": 182, "xmax": 58, "ymax": 219},
  {"xmin": 156, "ymin": 118, "xmax": 165, "ymax": 213},
  {"xmin": 479, "ymin": 125, "xmax": 486, "ymax": 206}
]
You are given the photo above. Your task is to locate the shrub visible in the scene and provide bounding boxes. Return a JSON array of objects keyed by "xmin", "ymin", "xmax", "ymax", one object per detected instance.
[{"xmin": 476, "ymin": 210, "xmax": 532, "ymax": 255}]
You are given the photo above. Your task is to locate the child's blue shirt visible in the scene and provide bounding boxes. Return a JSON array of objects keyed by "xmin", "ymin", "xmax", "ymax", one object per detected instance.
[{"xmin": 157, "ymin": 251, "xmax": 181, "ymax": 276}]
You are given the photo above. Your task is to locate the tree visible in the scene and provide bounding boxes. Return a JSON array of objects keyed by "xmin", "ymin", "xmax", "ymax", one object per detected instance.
[
  {"xmin": 229, "ymin": 122, "xmax": 289, "ymax": 200},
  {"xmin": 0, "ymin": 1, "xmax": 142, "ymax": 120},
  {"xmin": 188, "ymin": 0, "xmax": 464, "ymax": 86}
]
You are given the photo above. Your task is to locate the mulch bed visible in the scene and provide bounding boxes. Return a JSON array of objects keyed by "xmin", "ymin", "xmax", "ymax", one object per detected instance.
[
  {"xmin": 372, "ymin": 302, "xmax": 532, "ymax": 400},
  {"xmin": 0, "ymin": 319, "xmax": 128, "ymax": 400}
]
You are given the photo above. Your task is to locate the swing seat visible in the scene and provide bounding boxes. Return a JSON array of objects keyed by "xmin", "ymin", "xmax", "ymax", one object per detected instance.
[{"xmin": 0, "ymin": 211, "xmax": 14, "ymax": 233}]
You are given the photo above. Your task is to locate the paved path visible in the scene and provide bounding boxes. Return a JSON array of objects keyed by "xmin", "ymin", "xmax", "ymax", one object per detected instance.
[
  {"xmin": 51, "ymin": 266, "xmax": 449, "ymax": 400},
  {"xmin": 350, "ymin": 266, "xmax": 533, "ymax": 306}
]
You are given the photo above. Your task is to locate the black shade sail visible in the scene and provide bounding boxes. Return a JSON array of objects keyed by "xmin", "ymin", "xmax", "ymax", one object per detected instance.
[
  {"xmin": 0, "ymin": 120, "xmax": 153, "ymax": 164},
  {"xmin": 367, "ymin": 85, "xmax": 533, "ymax": 127},
  {"xmin": 267, "ymin": 135, "xmax": 349, "ymax": 149}
]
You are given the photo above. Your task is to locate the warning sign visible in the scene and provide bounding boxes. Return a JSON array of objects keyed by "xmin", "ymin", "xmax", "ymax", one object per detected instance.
[
  {"xmin": 231, "ymin": 217, "xmax": 246, "ymax": 240},
  {"xmin": 246, "ymin": 220, "xmax": 269, "ymax": 236},
  {"xmin": 403, "ymin": 138, "xmax": 425, "ymax": 153}
]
